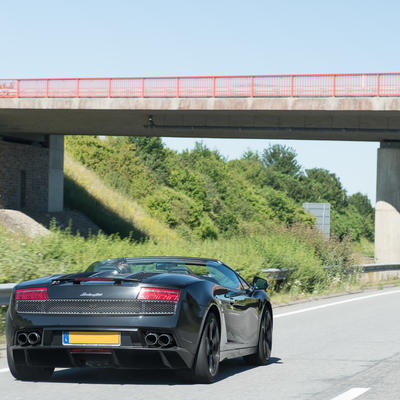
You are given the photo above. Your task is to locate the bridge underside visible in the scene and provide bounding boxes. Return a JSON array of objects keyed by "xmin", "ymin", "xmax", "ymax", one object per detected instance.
[
  {"xmin": 2, "ymin": 109, "xmax": 400, "ymax": 141},
  {"xmin": 1, "ymin": 97, "xmax": 400, "ymax": 141},
  {"xmin": 1, "ymin": 97, "xmax": 400, "ymax": 262}
]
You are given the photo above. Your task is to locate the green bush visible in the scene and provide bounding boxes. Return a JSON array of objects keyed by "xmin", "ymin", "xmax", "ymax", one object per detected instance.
[
  {"xmin": 331, "ymin": 207, "xmax": 374, "ymax": 241},
  {"xmin": 145, "ymin": 187, "xmax": 217, "ymax": 239}
]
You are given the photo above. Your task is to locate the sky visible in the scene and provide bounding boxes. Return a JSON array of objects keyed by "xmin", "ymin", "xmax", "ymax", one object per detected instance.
[{"xmin": 1, "ymin": 0, "xmax": 398, "ymax": 202}]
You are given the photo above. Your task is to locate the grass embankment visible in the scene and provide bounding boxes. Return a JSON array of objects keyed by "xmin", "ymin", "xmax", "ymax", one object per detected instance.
[{"xmin": 64, "ymin": 155, "xmax": 177, "ymax": 242}]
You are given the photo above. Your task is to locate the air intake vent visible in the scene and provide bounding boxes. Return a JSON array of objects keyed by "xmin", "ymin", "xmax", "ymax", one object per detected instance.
[{"xmin": 16, "ymin": 299, "xmax": 176, "ymax": 315}]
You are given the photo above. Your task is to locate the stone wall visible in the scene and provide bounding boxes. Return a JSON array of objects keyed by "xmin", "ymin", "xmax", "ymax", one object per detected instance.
[{"xmin": 0, "ymin": 140, "xmax": 49, "ymax": 211}]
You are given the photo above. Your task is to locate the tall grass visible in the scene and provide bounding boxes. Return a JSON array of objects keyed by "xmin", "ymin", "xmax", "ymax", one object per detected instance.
[{"xmin": 0, "ymin": 223, "xmax": 353, "ymax": 293}]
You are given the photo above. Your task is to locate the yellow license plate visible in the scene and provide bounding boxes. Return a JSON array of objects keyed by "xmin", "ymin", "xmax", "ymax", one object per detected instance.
[{"xmin": 63, "ymin": 331, "xmax": 120, "ymax": 346}]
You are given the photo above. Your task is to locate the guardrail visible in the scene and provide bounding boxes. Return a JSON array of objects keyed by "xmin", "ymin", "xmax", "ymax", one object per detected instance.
[
  {"xmin": 1, "ymin": 264, "xmax": 399, "ymax": 306},
  {"xmin": 262, "ymin": 264, "xmax": 400, "ymax": 284},
  {"xmin": 0, "ymin": 283, "xmax": 15, "ymax": 306},
  {"xmin": 359, "ymin": 264, "xmax": 400, "ymax": 282},
  {"xmin": 1, "ymin": 72, "xmax": 400, "ymax": 98}
]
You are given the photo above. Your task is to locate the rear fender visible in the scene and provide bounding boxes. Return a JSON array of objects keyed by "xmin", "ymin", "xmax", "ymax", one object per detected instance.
[
  {"xmin": 192, "ymin": 301, "xmax": 225, "ymax": 360},
  {"xmin": 258, "ymin": 301, "xmax": 273, "ymax": 334}
]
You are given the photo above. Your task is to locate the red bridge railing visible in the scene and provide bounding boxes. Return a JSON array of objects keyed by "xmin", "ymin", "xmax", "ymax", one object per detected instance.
[{"xmin": 1, "ymin": 73, "xmax": 400, "ymax": 98}]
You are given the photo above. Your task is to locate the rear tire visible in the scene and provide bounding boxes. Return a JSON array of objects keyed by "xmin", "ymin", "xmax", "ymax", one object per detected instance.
[
  {"xmin": 244, "ymin": 309, "xmax": 272, "ymax": 366},
  {"xmin": 7, "ymin": 344, "xmax": 54, "ymax": 381},
  {"xmin": 186, "ymin": 313, "xmax": 220, "ymax": 384}
]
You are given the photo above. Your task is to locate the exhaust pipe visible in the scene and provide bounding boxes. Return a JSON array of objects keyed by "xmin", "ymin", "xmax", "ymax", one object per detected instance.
[
  {"xmin": 158, "ymin": 334, "xmax": 173, "ymax": 347},
  {"xmin": 17, "ymin": 332, "xmax": 28, "ymax": 346},
  {"xmin": 27, "ymin": 332, "xmax": 41, "ymax": 345},
  {"xmin": 144, "ymin": 333, "xmax": 159, "ymax": 346}
]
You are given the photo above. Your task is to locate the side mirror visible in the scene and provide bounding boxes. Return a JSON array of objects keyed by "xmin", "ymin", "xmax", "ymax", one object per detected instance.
[{"xmin": 252, "ymin": 276, "xmax": 269, "ymax": 290}]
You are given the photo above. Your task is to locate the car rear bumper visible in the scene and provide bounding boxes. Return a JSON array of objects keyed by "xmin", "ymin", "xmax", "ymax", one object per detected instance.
[
  {"xmin": 7, "ymin": 323, "xmax": 196, "ymax": 370},
  {"xmin": 9, "ymin": 345, "xmax": 193, "ymax": 369}
]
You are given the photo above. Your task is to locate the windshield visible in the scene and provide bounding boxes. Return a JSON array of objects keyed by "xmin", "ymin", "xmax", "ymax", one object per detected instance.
[{"xmin": 85, "ymin": 258, "xmax": 242, "ymax": 289}]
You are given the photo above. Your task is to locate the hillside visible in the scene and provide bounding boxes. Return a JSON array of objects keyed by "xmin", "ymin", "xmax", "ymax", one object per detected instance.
[
  {"xmin": 64, "ymin": 136, "xmax": 312, "ymax": 240},
  {"xmin": 65, "ymin": 136, "xmax": 374, "ymax": 242}
]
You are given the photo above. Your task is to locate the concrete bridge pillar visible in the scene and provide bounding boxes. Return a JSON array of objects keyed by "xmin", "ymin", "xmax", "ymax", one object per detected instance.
[
  {"xmin": 48, "ymin": 135, "xmax": 64, "ymax": 212},
  {"xmin": 375, "ymin": 141, "xmax": 400, "ymax": 263},
  {"xmin": 0, "ymin": 134, "xmax": 63, "ymax": 213}
]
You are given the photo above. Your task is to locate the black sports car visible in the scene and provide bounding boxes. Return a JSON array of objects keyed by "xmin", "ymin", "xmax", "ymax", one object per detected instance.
[{"xmin": 6, "ymin": 257, "xmax": 273, "ymax": 383}]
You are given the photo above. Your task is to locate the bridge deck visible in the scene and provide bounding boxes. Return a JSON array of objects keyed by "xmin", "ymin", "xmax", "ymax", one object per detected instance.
[{"xmin": 2, "ymin": 73, "xmax": 400, "ymax": 141}]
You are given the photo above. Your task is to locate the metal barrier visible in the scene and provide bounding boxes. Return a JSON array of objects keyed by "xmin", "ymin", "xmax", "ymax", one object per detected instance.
[
  {"xmin": 359, "ymin": 264, "xmax": 400, "ymax": 282},
  {"xmin": 1, "ymin": 73, "xmax": 400, "ymax": 99},
  {"xmin": 263, "ymin": 264, "xmax": 400, "ymax": 284},
  {"xmin": 0, "ymin": 283, "xmax": 15, "ymax": 306}
]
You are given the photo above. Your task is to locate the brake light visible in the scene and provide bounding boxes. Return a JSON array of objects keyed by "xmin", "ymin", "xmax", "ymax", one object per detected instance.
[
  {"xmin": 16, "ymin": 287, "xmax": 49, "ymax": 300},
  {"xmin": 137, "ymin": 288, "xmax": 180, "ymax": 302}
]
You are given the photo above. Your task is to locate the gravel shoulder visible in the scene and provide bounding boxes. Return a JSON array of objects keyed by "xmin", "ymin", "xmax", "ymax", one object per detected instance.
[{"xmin": 0, "ymin": 209, "xmax": 50, "ymax": 238}]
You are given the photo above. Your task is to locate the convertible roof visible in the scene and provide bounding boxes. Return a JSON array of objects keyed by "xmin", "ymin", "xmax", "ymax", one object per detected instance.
[{"xmin": 107, "ymin": 256, "xmax": 222, "ymax": 265}]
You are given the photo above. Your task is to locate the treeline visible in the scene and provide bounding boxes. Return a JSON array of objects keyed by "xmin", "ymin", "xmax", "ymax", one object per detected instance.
[
  {"xmin": 65, "ymin": 136, "xmax": 374, "ymax": 242},
  {"xmin": 240, "ymin": 146, "xmax": 374, "ymax": 241}
]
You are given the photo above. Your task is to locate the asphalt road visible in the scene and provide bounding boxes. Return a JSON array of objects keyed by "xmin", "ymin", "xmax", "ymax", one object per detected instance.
[{"xmin": 2, "ymin": 287, "xmax": 400, "ymax": 400}]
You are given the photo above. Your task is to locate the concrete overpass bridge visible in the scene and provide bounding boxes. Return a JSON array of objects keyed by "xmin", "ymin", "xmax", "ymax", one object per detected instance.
[{"xmin": 1, "ymin": 72, "xmax": 400, "ymax": 262}]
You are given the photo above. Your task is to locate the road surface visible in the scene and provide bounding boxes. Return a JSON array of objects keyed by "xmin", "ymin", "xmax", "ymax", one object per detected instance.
[{"xmin": 2, "ymin": 287, "xmax": 400, "ymax": 400}]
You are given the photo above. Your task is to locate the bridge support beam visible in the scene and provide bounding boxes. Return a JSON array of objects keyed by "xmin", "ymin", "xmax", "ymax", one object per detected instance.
[{"xmin": 375, "ymin": 141, "xmax": 400, "ymax": 263}]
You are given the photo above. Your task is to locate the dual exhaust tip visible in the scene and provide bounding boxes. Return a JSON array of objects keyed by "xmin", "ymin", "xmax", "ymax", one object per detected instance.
[
  {"xmin": 17, "ymin": 332, "xmax": 41, "ymax": 346},
  {"xmin": 144, "ymin": 333, "xmax": 173, "ymax": 347}
]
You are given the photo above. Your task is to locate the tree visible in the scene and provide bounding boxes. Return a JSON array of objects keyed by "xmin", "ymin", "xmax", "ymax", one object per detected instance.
[
  {"xmin": 348, "ymin": 192, "xmax": 374, "ymax": 217},
  {"xmin": 303, "ymin": 168, "xmax": 348, "ymax": 210},
  {"xmin": 241, "ymin": 150, "xmax": 260, "ymax": 161},
  {"xmin": 261, "ymin": 144, "xmax": 302, "ymax": 177},
  {"xmin": 125, "ymin": 136, "xmax": 169, "ymax": 183},
  {"xmin": 127, "ymin": 136, "xmax": 165, "ymax": 162}
]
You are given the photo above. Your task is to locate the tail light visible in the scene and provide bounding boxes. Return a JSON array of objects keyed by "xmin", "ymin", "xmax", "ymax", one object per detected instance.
[
  {"xmin": 16, "ymin": 287, "xmax": 49, "ymax": 300},
  {"xmin": 137, "ymin": 288, "xmax": 180, "ymax": 302}
]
